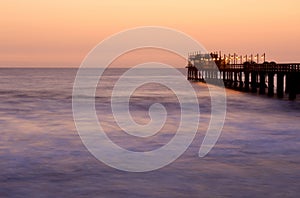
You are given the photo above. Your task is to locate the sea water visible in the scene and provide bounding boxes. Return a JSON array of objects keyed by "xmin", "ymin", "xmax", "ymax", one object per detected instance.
[{"xmin": 0, "ymin": 68, "xmax": 300, "ymax": 198}]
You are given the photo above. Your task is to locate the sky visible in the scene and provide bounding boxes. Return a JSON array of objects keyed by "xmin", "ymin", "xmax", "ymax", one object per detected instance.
[{"xmin": 0, "ymin": 0, "xmax": 300, "ymax": 67}]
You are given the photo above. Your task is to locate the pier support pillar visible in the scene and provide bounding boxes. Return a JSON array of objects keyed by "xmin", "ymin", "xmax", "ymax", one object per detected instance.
[
  {"xmin": 259, "ymin": 72, "xmax": 266, "ymax": 94},
  {"xmin": 268, "ymin": 73, "xmax": 274, "ymax": 97},
  {"xmin": 277, "ymin": 73, "xmax": 284, "ymax": 98},
  {"xmin": 201, "ymin": 70, "xmax": 204, "ymax": 81},
  {"xmin": 239, "ymin": 72, "xmax": 243, "ymax": 90},
  {"xmin": 285, "ymin": 73, "xmax": 291, "ymax": 94},
  {"xmin": 244, "ymin": 72, "xmax": 250, "ymax": 92},
  {"xmin": 226, "ymin": 72, "xmax": 229, "ymax": 87},
  {"xmin": 191, "ymin": 68, "xmax": 194, "ymax": 80},
  {"xmin": 233, "ymin": 72, "xmax": 238, "ymax": 88},
  {"xmin": 229, "ymin": 72, "xmax": 234, "ymax": 87},
  {"xmin": 251, "ymin": 72, "xmax": 257, "ymax": 93}
]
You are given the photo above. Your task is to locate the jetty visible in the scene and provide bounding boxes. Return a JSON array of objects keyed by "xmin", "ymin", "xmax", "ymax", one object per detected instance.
[{"xmin": 186, "ymin": 52, "xmax": 300, "ymax": 100}]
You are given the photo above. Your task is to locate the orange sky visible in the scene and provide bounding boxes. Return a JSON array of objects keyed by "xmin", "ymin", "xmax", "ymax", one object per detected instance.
[{"xmin": 1, "ymin": 0, "xmax": 300, "ymax": 67}]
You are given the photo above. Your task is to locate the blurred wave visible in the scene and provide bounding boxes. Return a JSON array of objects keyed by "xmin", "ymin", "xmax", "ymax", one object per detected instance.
[{"xmin": 0, "ymin": 68, "xmax": 300, "ymax": 198}]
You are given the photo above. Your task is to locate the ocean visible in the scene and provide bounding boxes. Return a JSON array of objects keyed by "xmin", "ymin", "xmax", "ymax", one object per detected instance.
[{"xmin": 0, "ymin": 68, "xmax": 300, "ymax": 197}]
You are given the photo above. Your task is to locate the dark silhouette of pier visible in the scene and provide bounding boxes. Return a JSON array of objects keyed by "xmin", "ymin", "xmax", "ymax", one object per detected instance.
[{"xmin": 186, "ymin": 52, "xmax": 300, "ymax": 100}]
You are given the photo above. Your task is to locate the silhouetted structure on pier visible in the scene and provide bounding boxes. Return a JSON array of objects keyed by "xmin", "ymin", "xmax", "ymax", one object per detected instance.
[{"xmin": 186, "ymin": 52, "xmax": 300, "ymax": 100}]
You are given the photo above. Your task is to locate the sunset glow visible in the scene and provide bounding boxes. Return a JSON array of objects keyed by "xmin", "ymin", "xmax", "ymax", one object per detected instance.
[{"xmin": 1, "ymin": 0, "xmax": 300, "ymax": 67}]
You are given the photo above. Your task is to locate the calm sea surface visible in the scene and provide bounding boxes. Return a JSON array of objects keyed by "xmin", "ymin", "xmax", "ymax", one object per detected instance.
[{"xmin": 0, "ymin": 68, "xmax": 300, "ymax": 198}]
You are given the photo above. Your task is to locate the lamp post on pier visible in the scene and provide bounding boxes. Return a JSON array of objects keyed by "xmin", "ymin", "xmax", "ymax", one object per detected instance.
[
  {"xmin": 234, "ymin": 53, "xmax": 236, "ymax": 64},
  {"xmin": 261, "ymin": 53, "xmax": 266, "ymax": 62}
]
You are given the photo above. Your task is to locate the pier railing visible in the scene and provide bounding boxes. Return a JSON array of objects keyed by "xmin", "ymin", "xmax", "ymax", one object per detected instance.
[{"xmin": 197, "ymin": 63, "xmax": 300, "ymax": 73}]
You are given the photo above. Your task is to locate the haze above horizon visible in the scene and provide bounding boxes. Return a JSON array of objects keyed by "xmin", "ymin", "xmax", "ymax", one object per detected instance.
[{"xmin": 1, "ymin": 0, "xmax": 300, "ymax": 67}]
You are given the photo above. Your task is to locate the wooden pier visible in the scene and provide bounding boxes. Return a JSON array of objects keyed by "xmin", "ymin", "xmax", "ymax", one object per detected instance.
[{"xmin": 186, "ymin": 52, "xmax": 300, "ymax": 100}]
